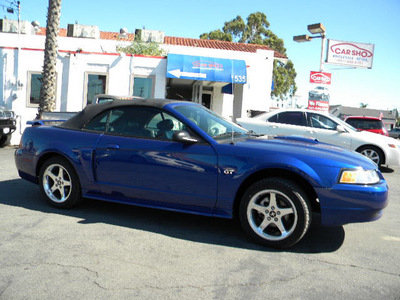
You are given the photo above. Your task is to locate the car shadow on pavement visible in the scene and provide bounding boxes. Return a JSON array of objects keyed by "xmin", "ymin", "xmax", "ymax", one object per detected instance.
[
  {"xmin": 0, "ymin": 178, "xmax": 345, "ymax": 254},
  {"xmin": 380, "ymin": 166, "xmax": 394, "ymax": 174}
]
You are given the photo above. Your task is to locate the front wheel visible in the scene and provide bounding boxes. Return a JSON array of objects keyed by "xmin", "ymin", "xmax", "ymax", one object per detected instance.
[
  {"xmin": 239, "ymin": 178, "xmax": 311, "ymax": 248},
  {"xmin": 39, "ymin": 157, "xmax": 82, "ymax": 208},
  {"xmin": 0, "ymin": 134, "xmax": 11, "ymax": 147},
  {"xmin": 357, "ymin": 146, "xmax": 384, "ymax": 166}
]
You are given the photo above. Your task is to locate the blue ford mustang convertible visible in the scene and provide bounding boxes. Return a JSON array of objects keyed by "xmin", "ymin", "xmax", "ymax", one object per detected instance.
[{"xmin": 15, "ymin": 99, "xmax": 389, "ymax": 248}]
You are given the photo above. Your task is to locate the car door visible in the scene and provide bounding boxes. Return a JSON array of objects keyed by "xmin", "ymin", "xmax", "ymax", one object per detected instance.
[
  {"xmin": 305, "ymin": 112, "xmax": 352, "ymax": 149},
  {"xmin": 86, "ymin": 106, "xmax": 219, "ymax": 211},
  {"xmin": 267, "ymin": 111, "xmax": 308, "ymax": 136}
]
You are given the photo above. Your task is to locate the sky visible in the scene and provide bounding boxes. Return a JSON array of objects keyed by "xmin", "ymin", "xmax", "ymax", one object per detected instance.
[{"xmin": 2, "ymin": 0, "xmax": 400, "ymax": 111}]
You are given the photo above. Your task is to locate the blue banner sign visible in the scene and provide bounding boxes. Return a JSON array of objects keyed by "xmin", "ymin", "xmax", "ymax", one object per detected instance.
[{"xmin": 167, "ymin": 54, "xmax": 247, "ymax": 84}]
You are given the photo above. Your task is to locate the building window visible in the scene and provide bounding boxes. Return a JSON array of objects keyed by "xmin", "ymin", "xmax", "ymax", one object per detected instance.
[
  {"xmin": 132, "ymin": 76, "xmax": 154, "ymax": 98},
  {"xmin": 27, "ymin": 72, "xmax": 43, "ymax": 107},
  {"xmin": 86, "ymin": 73, "xmax": 108, "ymax": 105}
]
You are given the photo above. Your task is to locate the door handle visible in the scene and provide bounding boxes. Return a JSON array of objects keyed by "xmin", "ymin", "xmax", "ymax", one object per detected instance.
[{"xmin": 105, "ymin": 144, "xmax": 120, "ymax": 149}]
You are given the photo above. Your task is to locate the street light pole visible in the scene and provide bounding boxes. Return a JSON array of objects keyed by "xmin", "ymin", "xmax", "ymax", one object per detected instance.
[
  {"xmin": 319, "ymin": 33, "xmax": 326, "ymax": 72},
  {"xmin": 294, "ymin": 23, "xmax": 326, "ymax": 72}
]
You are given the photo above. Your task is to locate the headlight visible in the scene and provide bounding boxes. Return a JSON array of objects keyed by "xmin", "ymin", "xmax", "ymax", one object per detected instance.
[{"xmin": 339, "ymin": 169, "xmax": 380, "ymax": 185}]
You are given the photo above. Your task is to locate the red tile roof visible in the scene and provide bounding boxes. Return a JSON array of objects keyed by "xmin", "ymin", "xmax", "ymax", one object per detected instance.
[
  {"xmin": 164, "ymin": 36, "xmax": 287, "ymax": 59},
  {"xmin": 37, "ymin": 28, "xmax": 286, "ymax": 58}
]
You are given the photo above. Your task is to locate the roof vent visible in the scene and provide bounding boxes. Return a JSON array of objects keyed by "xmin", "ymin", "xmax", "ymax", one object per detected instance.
[
  {"xmin": 31, "ymin": 21, "xmax": 40, "ymax": 33},
  {"xmin": 67, "ymin": 24, "xmax": 100, "ymax": 39},
  {"xmin": 119, "ymin": 27, "xmax": 128, "ymax": 39},
  {"xmin": 0, "ymin": 19, "xmax": 35, "ymax": 34},
  {"xmin": 135, "ymin": 28, "xmax": 164, "ymax": 43}
]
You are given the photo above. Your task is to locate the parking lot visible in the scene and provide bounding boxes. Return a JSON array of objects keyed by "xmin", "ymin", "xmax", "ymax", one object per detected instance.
[{"xmin": 1, "ymin": 145, "xmax": 399, "ymax": 299}]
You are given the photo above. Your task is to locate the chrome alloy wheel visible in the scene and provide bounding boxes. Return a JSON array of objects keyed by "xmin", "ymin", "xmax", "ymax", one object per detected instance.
[
  {"xmin": 42, "ymin": 163, "xmax": 72, "ymax": 203},
  {"xmin": 247, "ymin": 189, "xmax": 297, "ymax": 241},
  {"xmin": 360, "ymin": 148, "xmax": 380, "ymax": 165}
]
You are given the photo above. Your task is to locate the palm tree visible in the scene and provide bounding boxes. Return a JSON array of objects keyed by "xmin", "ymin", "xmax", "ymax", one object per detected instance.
[{"xmin": 37, "ymin": 0, "xmax": 61, "ymax": 118}]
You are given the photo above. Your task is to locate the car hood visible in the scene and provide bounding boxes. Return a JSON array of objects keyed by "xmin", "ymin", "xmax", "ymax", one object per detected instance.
[{"xmin": 231, "ymin": 135, "xmax": 377, "ymax": 170}]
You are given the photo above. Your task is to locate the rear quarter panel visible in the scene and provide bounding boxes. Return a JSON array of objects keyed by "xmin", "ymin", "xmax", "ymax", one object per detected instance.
[{"xmin": 16, "ymin": 126, "xmax": 101, "ymax": 191}]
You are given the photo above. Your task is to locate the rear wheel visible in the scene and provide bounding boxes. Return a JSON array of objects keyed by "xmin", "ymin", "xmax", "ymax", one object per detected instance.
[
  {"xmin": 357, "ymin": 146, "xmax": 384, "ymax": 166},
  {"xmin": 39, "ymin": 157, "xmax": 82, "ymax": 208},
  {"xmin": 239, "ymin": 178, "xmax": 311, "ymax": 248}
]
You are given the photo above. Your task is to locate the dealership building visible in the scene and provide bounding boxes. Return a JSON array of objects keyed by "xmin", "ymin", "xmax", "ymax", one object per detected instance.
[{"xmin": 0, "ymin": 20, "xmax": 287, "ymax": 145}]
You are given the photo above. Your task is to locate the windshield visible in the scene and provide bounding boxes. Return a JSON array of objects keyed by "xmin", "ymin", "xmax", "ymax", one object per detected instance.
[{"xmin": 174, "ymin": 104, "xmax": 249, "ymax": 140}]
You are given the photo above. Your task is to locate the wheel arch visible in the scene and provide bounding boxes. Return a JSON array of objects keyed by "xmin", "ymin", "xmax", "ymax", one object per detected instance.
[
  {"xmin": 35, "ymin": 152, "xmax": 75, "ymax": 178},
  {"xmin": 233, "ymin": 168, "xmax": 320, "ymax": 219}
]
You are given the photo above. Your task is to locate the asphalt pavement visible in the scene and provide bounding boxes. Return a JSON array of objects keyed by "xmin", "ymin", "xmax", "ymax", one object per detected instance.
[{"xmin": 1, "ymin": 145, "xmax": 399, "ymax": 299}]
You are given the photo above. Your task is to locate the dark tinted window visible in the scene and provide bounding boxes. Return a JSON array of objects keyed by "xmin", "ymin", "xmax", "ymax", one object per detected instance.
[
  {"xmin": 346, "ymin": 118, "xmax": 383, "ymax": 130},
  {"xmin": 267, "ymin": 114, "xmax": 278, "ymax": 123},
  {"xmin": 85, "ymin": 107, "xmax": 161, "ymax": 138},
  {"xmin": 277, "ymin": 112, "xmax": 305, "ymax": 126},
  {"xmin": 84, "ymin": 106, "xmax": 194, "ymax": 140}
]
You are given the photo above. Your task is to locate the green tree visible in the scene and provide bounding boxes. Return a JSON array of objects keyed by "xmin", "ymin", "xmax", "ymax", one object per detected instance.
[
  {"xmin": 200, "ymin": 12, "xmax": 296, "ymax": 99},
  {"xmin": 117, "ymin": 42, "xmax": 164, "ymax": 56},
  {"xmin": 37, "ymin": 0, "xmax": 61, "ymax": 118}
]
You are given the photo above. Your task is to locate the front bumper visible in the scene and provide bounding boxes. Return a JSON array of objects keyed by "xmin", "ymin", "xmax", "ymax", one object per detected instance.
[
  {"xmin": 384, "ymin": 145, "xmax": 400, "ymax": 167},
  {"xmin": 317, "ymin": 180, "xmax": 389, "ymax": 226},
  {"xmin": 0, "ymin": 119, "xmax": 16, "ymax": 135}
]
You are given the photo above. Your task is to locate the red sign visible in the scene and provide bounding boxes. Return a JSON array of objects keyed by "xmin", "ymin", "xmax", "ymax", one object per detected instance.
[
  {"xmin": 310, "ymin": 71, "xmax": 331, "ymax": 85},
  {"xmin": 308, "ymin": 100, "xmax": 329, "ymax": 112}
]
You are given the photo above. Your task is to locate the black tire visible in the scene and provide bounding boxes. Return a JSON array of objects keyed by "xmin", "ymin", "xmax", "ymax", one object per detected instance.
[
  {"xmin": 0, "ymin": 135, "xmax": 11, "ymax": 147},
  {"xmin": 357, "ymin": 145, "xmax": 384, "ymax": 166},
  {"xmin": 239, "ymin": 178, "xmax": 311, "ymax": 249},
  {"xmin": 38, "ymin": 156, "xmax": 82, "ymax": 208}
]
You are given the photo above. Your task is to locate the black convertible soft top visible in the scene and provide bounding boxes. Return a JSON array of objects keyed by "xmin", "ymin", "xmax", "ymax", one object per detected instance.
[{"xmin": 59, "ymin": 98, "xmax": 184, "ymax": 130}]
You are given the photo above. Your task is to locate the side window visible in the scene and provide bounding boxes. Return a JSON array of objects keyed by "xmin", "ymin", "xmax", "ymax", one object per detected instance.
[
  {"xmin": 132, "ymin": 76, "xmax": 154, "ymax": 98},
  {"xmin": 84, "ymin": 106, "xmax": 202, "ymax": 141},
  {"xmin": 86, "ymin": 73, "xmax": 108, "ymax": 106},
  {"xmin": 308, "ymin": 113, "xmax": 338, "ymax": 130},
  {"xmin": 277, "ymin": 112, "xmax": 305, "ymax": 126},
  {"xmin": 85, "ymin": 111, "xmax": 109, "ymax": 132},
  {"xmin": 85, "ymin": 107, "xmax": 155, "ymax": 138},
  {"xmin": 84, "ymin": 106, "xmax": 190, "ymax": 140},
  {"xmin": 267, "ymin": 114, "xmax": 278, "ymax": 123},
  {"xmin": 147, "ymin": 112, "xmax": 185, "ymax": 140},
  {"xmin": 27, "ymin": 72, "xmax": 43, "ymax": 107}
]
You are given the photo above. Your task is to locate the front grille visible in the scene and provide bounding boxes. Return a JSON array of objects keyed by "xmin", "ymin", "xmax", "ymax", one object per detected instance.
[{"xmin": 0, "ymin": 119, "xmax": 16, "ymax": 126}]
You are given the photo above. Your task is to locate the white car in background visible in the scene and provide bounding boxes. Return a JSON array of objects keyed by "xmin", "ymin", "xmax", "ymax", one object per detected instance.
[
  {"xmin": 309, "ymin": 86, "xmax": 330, "ymax": 100},
  {"xmin": 237, "ymin": 109, "xmax": 400, "ymax": 167}
]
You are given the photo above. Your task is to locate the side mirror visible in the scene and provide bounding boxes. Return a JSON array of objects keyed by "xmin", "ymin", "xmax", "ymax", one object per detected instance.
[
  {"xmin": 336, "ymin": 125, "xmax": 346, "ymax": 133},
  {"xmin": 172, "ymin": 131, "xmax": 198, "ymax": 144}
]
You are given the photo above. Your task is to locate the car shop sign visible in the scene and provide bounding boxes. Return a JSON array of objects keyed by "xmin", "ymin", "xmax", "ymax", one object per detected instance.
[
  {"xmin": 310, "ymin": 71, "xmax": 331, "ymax": 85},
  {"xmin": 327, "ymin": 39, "xmax": 375, "ymax": 69}
]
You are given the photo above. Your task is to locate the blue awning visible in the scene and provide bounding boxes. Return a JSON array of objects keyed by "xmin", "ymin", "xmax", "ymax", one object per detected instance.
[{"xmin": 167, "ymin": 54, "xmax": 247, "ymax": 84}]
